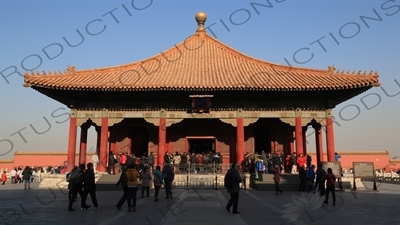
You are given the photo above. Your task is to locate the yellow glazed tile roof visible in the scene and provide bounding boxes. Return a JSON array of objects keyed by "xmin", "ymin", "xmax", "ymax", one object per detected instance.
[{"xmin": 23, "ymin": 15, "xmax": 380, "ymax": 92}]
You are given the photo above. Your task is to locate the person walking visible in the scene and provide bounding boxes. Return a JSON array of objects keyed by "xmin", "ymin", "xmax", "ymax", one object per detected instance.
[
  {"xmin": 225, "ymin": 163, "xmax": 243, "ymax": 214},
  {"xmin": 115, "ymin": 167, "xmax": 128, "ymax": 210},
  {"xmin": 148, "ymin": 152, "xmax": 155, "ymax": 172},
  {"xmin": 298, "ymin": 165, "xmax": 307, "ymax": 192},
  {"xmin": 307, "ymin": 165, "xmax": 316, "ymax": 193},
  {"xmin": 291, "ymin": 153, "xmax": 297, "ymax": 174},
  {"xmin": 22, "ymin": 166, "xmax": 32, "ymax": 190},
  {"xmin": 162, "ymin": 163, "xmax": 175, "ymax": 200},
  {"xmin": 140, "ymin": 166, "xmax": 151, "ymax": 198},
  {"xmin": 272, "ymin": 165, "xmax": 283, "ymax": 195},
  {"xmin": 260, "ymin": 151, "xmax": 268, "ymax": 174},
  {"xmin": 335, "ymin": 152, "xmax": 341, "ymax": 162},
  {"xmin": 68, "ymin": 164, "xmax": 90, "ymax": 211},
  {"xmin": 153, "ymin": 166, "xmax": 163, "ymax": 202},
  {"xmin": 297, "ymin": 154, "xmax": 306, "ymax": 168},
  {"xmin": 306, "ymin": 155, "xmax": 312, "ymax": 168},
  {"xmin": 255, "ymin": 157, "xmax": 264, "ymax": 181},
  {"xmin": 108, "ymin": 152, "xmax": 117, "ymax": 175},
  {"xmin": 315, "ymin": 164, "xmax": 326, "ymax": 195},
  {"xmin": 67, "ymin": 166, "xmax": 79, "ymax": 210},
  {"xmin": 1, "ymin": 171, "xmax": 7, "ymax": 185},
  {"xmin": 91, "ymin": 153, "xmax": 99, "ymax": 173},
  {"xmin": 119, "ymin": 153, "xmax": 127, "ymax": 173},
  {"xmin": 9, "ymin": 168, "xmax": 16, "ymax": 184},
  {"xmin": 126, "ymin": 164, "xmax": 140, "ymax": 212},
  {"xmin": 82, "ymin": 163, "xmax": 101, "ymax": 210},
  {"xmin": 324, "ymin": 168, "xmax": 336, "ymax": 206}
]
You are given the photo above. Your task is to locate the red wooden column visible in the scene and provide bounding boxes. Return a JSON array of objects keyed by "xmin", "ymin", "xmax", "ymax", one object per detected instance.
[
  {"xmin": 67, "ymin": 117, "xmax": 77, "ymax": 171},
  {"xmin": 109, "ymin": 126, "xmax": 117, "ymax": 154},
  {"xmin": 127, "ymin": 135, "xmax": 132, "ymax": 156},
  {"xmin": 286, "ymin": 126, "xmax": 295, "ymax": 154},
  {"xmin": 79, "ymin": 123, "xmax": 90, "ymax": 165},
  {"xmin": 295, "ymin": 117, "xmax": 304, "ymax": 156},
  {"xmin": 236, "ymin": 117, "xmax": 245, "ymax": 164},
  {"xmin": 270, "ymin": 127, "xmax": 275, "ymax": 154},
  {"xmin": 302, "ymin": 126, "xmax": 308, "ymax": 156},
  {"xmin": 95, "ymin": 126, "xmax": 101, "ymax": 156},
  {"xmin": 313, "ymin": 123, "xmax": 324, "ymax": 165},
  {"xmin": 99, "ymin": 118, "xmax": 109, "ymax": 172},
  {"xmin": 326, "ymin": 114, "xmax": 335, "ymax": 161},
  {"xmin": 158, "ymin": 117, "xmax": 167, "ymax": 166}
]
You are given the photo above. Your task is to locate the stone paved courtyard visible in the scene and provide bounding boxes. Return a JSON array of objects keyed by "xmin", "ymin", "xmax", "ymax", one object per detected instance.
[{"xmin": 0, "ymin": 181, "xmax": 399, "ymax": 225}]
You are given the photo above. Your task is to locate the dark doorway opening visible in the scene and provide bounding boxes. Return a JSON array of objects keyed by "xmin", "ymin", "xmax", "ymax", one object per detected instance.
[
  {"xmin": 188, "ymin": 138, "xmax": 216, "ymax": 154},
  {"xmin": 131, "ymin": 126, "xmax": 149, "ymax": 158},
  {"xmin": 254, "ymin": 126, "xmax": 271, "ymax": 154}
]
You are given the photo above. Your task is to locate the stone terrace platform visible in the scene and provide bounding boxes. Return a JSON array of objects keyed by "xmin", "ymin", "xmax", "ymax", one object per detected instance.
[{"xmin": 0, "ymin": 181, "xmax": 399, "ymax": 225}]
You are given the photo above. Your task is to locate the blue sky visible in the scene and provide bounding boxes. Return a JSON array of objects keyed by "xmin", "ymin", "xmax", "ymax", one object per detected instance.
[{"xmin": 0, "ymin": 0, "xmax": 399, "ymax": 160}]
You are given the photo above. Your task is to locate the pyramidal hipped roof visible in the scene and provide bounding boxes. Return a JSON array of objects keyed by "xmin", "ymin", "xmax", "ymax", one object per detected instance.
[{"xmin": 23, "ymin": 12, "xmax": 380, "ymax": 92}]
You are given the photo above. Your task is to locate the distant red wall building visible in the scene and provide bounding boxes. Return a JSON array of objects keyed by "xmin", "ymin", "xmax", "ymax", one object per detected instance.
[
  {"xmin": 0, "ymin": 151, "xmax": 95, "ymax": 172},
  {"xmin": 306, "ymin": 151, "xmax": 400, "ymax": 171}
]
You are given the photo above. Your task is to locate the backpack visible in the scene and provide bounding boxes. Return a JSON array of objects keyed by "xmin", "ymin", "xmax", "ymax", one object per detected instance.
[
  {"xmin": 153, "ymin": 174, "xmax": 161, "ymax": 184},
  {"xmin": 162, "ymin": 167, "xmax": 169, "ymax": 179},
  {"xmin": 66, "ymin": 173, "xmax": 71, "ymax": 182},
  {"xmin": 69, "ymin": 173, "xmax": 83, "ymax": 187},
  {"xmin": 224, "ymin": 171, "xmax": 234, "ymax": 188},
  {"xmin": 66, "ymin": 169, "xmax": 80, "ymax": 183}
]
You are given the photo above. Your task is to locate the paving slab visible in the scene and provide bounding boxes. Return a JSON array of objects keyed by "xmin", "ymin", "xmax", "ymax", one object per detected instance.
[{"xmin": 0, "ymin": 181, "xmax": 399, "ymax": 225}]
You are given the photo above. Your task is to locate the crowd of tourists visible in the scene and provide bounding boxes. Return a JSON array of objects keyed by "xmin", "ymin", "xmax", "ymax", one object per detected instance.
[
  {"xmin": 243, "ymin": 150, "xmax": 341, "ymax": 206},
  {"xmin": 1, "ymin": 165, "xmax": 69, "ymax": 187},
  {"xmin": 103, "ymin": 150, "xmax": 225, "ymax": 176},
  {"xmin": 1, "ymin": 166, "xmax": 35, "ymax": 189},
  {"xmin": 65, "ymin": 151, "xmax": 176, "ymax": 212},
  {"xmin": 164, "ymin": 151, "xmax": 224, "ymax": 173},
  {"xmin": 7, "ymin": 149, "xmax": 341, "ymax": 212}
]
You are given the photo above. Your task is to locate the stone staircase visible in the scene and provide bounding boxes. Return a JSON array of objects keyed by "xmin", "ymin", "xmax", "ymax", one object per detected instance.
[
  {"xmin": 96, "ymin": 173, "xmax": 124, "ymax": 191},
  {"xmin": 95, "ymin": 173, "xmax": 249, "ymax": 190},
  {"xmin": 38, "ymin": 173, "xmax": 101, "ymax": 189},
  {"xmin": 251, "ymin": 174, "xmax": 300, "ymax": 191},
  {"xmin": 251, "ymin": 173, "xmax": 362, "ymax": 191}
]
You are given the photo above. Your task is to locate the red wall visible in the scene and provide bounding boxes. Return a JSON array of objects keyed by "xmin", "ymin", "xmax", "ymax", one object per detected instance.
[
  {"xmin": 306, "ymin": 151, "xmax": 400, "ymax": 171},
  {"xmin": 0, "ymin": 152, "xmax": 95, "ymax": 172}
]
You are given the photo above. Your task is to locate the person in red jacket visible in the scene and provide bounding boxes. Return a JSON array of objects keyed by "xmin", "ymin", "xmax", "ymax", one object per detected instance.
[
  {"xmin": 120, "ymin": 153, "xmax": 127, "ymax": 173},
  {"xmin": 1, "ymin": 171, "xmax": 7, "ymax": 185},
  {"xmin": 324, "ymin": 168, "xmax": 336, "ymax": 206},
  {"xmin": 297, "ymin": 154, "xmax": 306, "ymax": 168}
]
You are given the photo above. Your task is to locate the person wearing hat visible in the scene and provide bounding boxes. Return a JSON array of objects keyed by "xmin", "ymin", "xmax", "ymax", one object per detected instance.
[{"xmin": 272, "ymin": 165, "xmax": 282, "ymax": 195}]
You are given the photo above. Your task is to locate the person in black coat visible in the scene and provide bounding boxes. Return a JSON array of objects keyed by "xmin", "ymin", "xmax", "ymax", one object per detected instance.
[
  {"xmin": 315, "ymin": 164, "xmax": 326, "ymax": 195},
  {"xmin": 115, "ymin": 167, "xmax": 128, "ymax": 210},
  {"xmin": 225, "ymin": 163, "xmax": 243, "ymax": 214},
  {"xmin": 82, "ymin": 163, "xmax": 101, "ymax": 210},
  {"xmin": 298, "ymin": 165, "xmax": 307, "ymax": 192},
  {"xmin": 68, "ymin": 164, "xmax": 90, "ymax": 211},
  {"xmin": 162, "ymin": 163, "xmax": 175, "ymax": 199},
  {"xmin": 22, "ymin": 166, "xmax": 32, "ymax": 190}
]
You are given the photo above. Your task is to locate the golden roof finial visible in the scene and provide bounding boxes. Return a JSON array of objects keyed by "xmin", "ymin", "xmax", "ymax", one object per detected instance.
[
  {"xmin": 195, "ymin": 12, "xmax": 207, "ymax": 32},
  {"xmin": 67, "ymin": 65, "xmax": 76, "ymax": 75},
  {"xmin": 328, "ymin": 65, "xmax": 336, "ymax": 73}
]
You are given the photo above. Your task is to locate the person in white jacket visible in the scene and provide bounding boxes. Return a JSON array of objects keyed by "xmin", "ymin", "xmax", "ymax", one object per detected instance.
[{"xmin": 92, "ymin": 153, "xmax": 99, "ymax": 173}]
